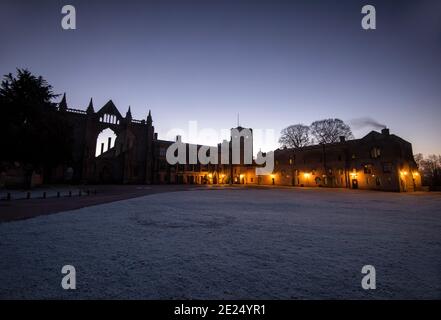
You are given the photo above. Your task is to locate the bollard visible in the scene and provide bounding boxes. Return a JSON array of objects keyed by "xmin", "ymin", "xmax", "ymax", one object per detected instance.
[
  {"xmin": 6, "ymin": 193, "xmax": 11, "ymax": 201},
  {"xmin": 87, "ymin": 190, "xmax": 90, "ymax": 196},
  {"xmin": 42, "ymin": 192, "xmax": 46, "ymax": 199},
  {"xmin": 27, "ymin": 192, "xmax": 31, "ymax": 199},
  {"xmin": 57, "ymin": 191, "xmax": 60, "ymax": 198},
  {"xmin": 79, "ymin": 190, "xmax": 82, "ymax": 197},
  {"xmin": 69, "ymin": 191, "xmax": 72, "ymax": 197}
]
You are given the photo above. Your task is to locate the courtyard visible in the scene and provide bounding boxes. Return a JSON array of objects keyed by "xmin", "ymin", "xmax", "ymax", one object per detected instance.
[{"xmin": 0, "ymin": 187, "xmax": 440, "ymax": 299}]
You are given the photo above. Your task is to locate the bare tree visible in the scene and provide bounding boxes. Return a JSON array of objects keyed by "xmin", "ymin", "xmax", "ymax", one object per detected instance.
[
  {"xmin": 414, "ymin": 153, "xmax": 424, "ymax": 169},
  {"xmin": 279, "ymin": 124, "xmax": 311, "ymax": 148},
  {"xmin": 415, "ymin": 154, "xmax": 441, "ymax": 187},
  {"xmin": 310, "ymin": 118, "xmax": 354, "ymax": 144},
  {"xmin": 421, "ymin": 154, "xmax": 441, "ymax": 175}
]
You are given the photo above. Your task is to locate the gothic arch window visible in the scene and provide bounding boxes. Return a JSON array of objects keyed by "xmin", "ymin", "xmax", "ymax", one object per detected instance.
[
  {"xmin": 99, "ymin": 114, "xmax": 120, "ymax": 124},
  {"xmin": 95, "ymin": 128, "xmax": 117, "ymax": 157}
]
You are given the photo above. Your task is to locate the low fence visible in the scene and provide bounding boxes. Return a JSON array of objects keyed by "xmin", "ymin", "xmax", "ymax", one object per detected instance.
[{"xmin": 1, "ymin": 189, "xmax": 97, "ymax": 201}]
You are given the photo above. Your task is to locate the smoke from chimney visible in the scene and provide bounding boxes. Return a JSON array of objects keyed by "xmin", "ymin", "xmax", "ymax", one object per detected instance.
[{"xmin": 349, "ymin": 117, "xmax": 386, "ymax": 131}]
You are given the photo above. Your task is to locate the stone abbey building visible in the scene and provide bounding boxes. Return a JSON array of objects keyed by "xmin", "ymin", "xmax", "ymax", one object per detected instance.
[{"xmin": 54, "ymin": 95, "xmax": 421, "ymax": 192}]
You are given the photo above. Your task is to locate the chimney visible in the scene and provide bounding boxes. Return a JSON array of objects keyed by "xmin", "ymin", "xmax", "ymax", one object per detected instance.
[
  {"xmin": 154, "ymin": 133, "xmax": 158, "ymax": 140},
  {"xmin": 339, "ymin": 136, "xmax": 346, "ymax": 142},
  {"xmin": 381, "ymin": 128, "xmax": 390, "ymax": 136}
]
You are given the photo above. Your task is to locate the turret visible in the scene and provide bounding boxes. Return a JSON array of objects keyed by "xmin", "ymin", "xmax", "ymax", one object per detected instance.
[
  {"xmin": 126, "ymin": 106, "xmax": 132, "ymax": 121},
  {"xmin": 86, "ymin": 98, "xmax": 94, "ymax": 114},
  {"xmin": 147, "ymin": 109, "xmax": 152, "ymax": 126},
  {"xmin": 59, "ymin": 93, "xmax": 67, "ymax": 112}
]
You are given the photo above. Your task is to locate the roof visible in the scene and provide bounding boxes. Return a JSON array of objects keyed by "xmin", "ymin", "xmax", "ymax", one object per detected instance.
[{"xmin": 96, "ymin": 100, "xmax": 123, "ymax": 119}]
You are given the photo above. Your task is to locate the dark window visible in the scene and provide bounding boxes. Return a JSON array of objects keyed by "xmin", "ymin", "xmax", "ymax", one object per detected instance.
[
  {"xmin": 383, "ymin": 163, "xmax": 393, "ymax": 173},
  {"xmin": 376, "ymin": 177, "xmax": 381, "ymax": 186},
  {"xmin": 370, "ymin": 147, "xmax": 381, "ymax": 159}
]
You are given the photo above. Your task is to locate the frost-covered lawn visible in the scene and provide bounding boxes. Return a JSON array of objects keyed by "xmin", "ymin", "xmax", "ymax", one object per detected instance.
[{"xmin": 0, "ymin": 188, "xmax": 440, "ymax": 299}]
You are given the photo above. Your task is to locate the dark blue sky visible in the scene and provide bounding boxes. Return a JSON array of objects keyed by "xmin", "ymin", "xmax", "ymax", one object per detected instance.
[{"xmin": 1, "ymin": 0, "xmax": 440, "ymax": 154}]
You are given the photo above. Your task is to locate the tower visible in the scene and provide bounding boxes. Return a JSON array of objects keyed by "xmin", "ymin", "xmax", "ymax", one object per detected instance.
[
  {"xmin": 145, "ymin": 109, "xmax": 155, "ymax": 184},
  {"xmin": 125, "ymin": 106, "xmax": 132, "ymax": 121},
  {"xmin": 86, "ymin": 98, "xmax": 94, "ymax": 115},
  {"xmin": 59, "ymin": 93, "xmax": 67, "ymax": 112},
  {"xmin": 147, "ymin": 109, "xmax": 152, "ymax": 126},
  {"xmin": 230, "ymin": 126, "xmax": 253, "ymax": 165}
]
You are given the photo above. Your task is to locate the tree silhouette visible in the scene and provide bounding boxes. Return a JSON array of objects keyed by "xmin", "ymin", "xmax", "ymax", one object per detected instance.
[
  {"xmin": 310, "ymin": 118, "xmax": 354, "ymax": 144},
  {"xmin": 0, "ymin": 69, "xmax": 73, "ymax": 184},
  {"xmin": 279, "ymin": 124, "xmax": 311, "ymax": 148}
]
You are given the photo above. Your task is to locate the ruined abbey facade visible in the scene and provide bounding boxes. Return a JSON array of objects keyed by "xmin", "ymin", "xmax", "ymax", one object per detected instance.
[{"xmin": 55, "ymin": 95, "xmax": 421, "ymax": 192}]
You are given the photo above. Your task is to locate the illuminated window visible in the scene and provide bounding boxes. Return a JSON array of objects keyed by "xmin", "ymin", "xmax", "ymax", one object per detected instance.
[{"xmin": 364, "ymin": 164, "xmax": 373, "ymax": 174}]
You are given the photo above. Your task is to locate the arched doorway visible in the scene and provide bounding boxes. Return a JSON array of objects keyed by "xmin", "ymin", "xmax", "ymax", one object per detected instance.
[{"xmin": 352, "ymin": 179, "xmax": 358, "ymax": 189}]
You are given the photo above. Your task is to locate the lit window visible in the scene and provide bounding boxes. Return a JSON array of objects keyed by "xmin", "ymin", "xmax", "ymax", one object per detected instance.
[{"xmin": 364, "ymin": 164, "xmax": 373, "ymax": 174}]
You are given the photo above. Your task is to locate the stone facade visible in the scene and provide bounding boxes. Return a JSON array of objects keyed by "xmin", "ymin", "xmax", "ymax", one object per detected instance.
[
  {"xmin": 267, "ymin": 129, "xmax": 421, "ymax": 192},
  {"xmin": 57, "ymin": 96, "xmax": 421, "ymax": 192}
]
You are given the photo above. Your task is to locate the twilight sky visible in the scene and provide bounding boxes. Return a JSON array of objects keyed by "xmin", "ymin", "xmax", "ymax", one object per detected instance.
[{"xmin": 1, "ymin": 0, "xmax": 440, "ymax": 155}]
